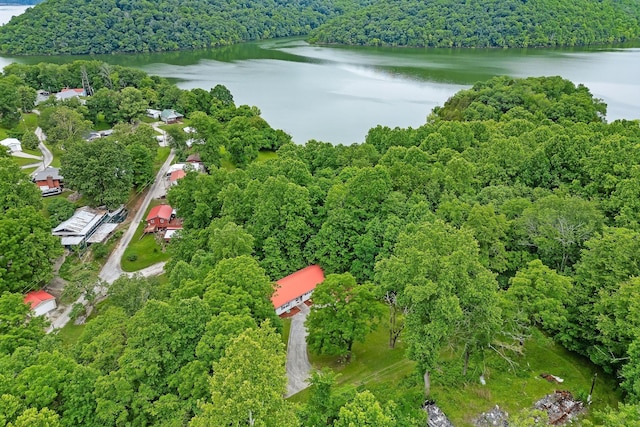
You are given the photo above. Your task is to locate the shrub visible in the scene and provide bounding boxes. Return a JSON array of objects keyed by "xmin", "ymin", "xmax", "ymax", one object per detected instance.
[{"xmin": 127, "ymin": 253, "xmax": 137, "ymax": 262}]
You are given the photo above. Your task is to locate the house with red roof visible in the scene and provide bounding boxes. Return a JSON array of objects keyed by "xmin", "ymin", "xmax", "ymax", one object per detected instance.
[
  {"xmin": 169, "ymin": 169, "xmax": 186, "ymax": 186},
  {"xmin": 145, "ymin": 204, "xmax": 174, "ymax": 232},
  {"xmin": 272, "ymin": 265, "xmax": 325, "ymax": 316},
  {"xmin": 24, "ymin": 290, "xmax": 57, "ymax": 317}
]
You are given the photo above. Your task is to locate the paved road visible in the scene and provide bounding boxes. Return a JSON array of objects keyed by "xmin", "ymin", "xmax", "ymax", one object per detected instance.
[
  {"xmin": 48, "ymin": 150, "xmax": 175, "ymax": 331},
  {"xmin": 20, "ymin": 128, "xmax": 53, "ymax": 174},
  {"xmin": 285, "ymin": 303, "xmax": 313, "ymax": 397}
]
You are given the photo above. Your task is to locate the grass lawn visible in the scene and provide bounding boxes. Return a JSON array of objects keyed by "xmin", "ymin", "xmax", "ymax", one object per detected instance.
[
  {"xmin": 121, "ymin": 200, "xmax": 171, "ymax": 272},
  {"xmin": 431, "ymin": 328, "xmax": 621, "ymax": 425},
  {"xmin": 22, "ymin": 166, "xmax": 38, "ymax": 175},
  {"xmin": 289, "ymin": 319, "xmax": 416, "ymax": 405},
  {"xmin": 140, "ymin": 116, "xmax": 157, "ymax": 124},
  {"xmin": 56, "ymin": 322, "xmax": 85, "ymax": 347},
  {"xmin": 282, "ymin": 318, "xmax": 292, "ymax": 349},
  {"xmin": 94, "ymin": 120, "xmax": 112, "ymax": 131},
  {"xmin": 22, "ymin": 147, "xmax": 42, "ymax": 157},
  {"xmin": 153, "ymin": 146, "xmax": 171, "ymax": 172},
  {"xmin": 12, "ymin": 156, "xmax": 40, "ymax": 167},
  {"xmin": 49, "ymin": 144, "xmax": 63, "ymax": 168},
  {"xmin": 21, "ymin": 113, "xmax": 39, "ymax": 130},
  {"xmin": 291, "ymin": 321, "xmax": 621, "ymax": 425}
]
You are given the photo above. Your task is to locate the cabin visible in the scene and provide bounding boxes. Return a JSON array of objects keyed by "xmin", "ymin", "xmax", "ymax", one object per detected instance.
[
  {"xmin": 1, "ymin": 138, "xmax": 22, "ymax": 153},
  {"xmin": 272, "ymin": 265, "xmax": 325, "ymax": 316},
  {"xmin": 145, "ymin": 204, "xmax": 174, "ymax": 232},
  {"xmin": 33, "ymin": 167, "xmax": 64, "ymax": 193},
  {"xmin": 24, "ymin": 290, "xmax": 57, "ymax": 317},
  {"xmin": 160, "ymin": 109, "xmax": 184, "ymax": 124}
]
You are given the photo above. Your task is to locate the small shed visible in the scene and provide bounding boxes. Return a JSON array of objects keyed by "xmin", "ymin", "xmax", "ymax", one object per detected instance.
[
  {"xmin": 272, "ymin": 265, "xmax": 325, "ymax": 315},
  {"xmin": 24, "ymin": 290, "xmax": 57, "ymax": 317},
  {"xmin": 1, "ymin": 138, "xmax": 22, "ymax": 153},
  {"xmin": 147, "ymin": 109, "xmax": 162, "ymax": 119}
]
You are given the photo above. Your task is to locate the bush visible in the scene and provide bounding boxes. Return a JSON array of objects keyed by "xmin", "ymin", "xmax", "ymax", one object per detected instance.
[
  {"xmin": 22, "ymin": 131, "xmax": 40, "ymax": 150},
  {"xmin": 92, "ymin": 243, "xmax": 108, "ymax": 260},
  {"xmin": 47, "ymin": 198, "xmax": 76, "ymax": 228},
  {"xmin": 127, "ymin": 253, "xmax": 137, "ymax": 262}
]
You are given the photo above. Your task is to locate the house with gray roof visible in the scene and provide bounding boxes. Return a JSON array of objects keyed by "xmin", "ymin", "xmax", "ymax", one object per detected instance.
[{"xmin": 160, "ymin": 109, "xmax": 184, "ymax": 124}]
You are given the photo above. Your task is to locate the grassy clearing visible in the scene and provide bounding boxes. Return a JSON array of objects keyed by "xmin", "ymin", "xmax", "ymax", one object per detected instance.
[
  {"xmin": 56, "ymin": 322, "xmax": 85, "ymax": 347},
  {"xmin": 49, "ymin": 144, "xmax": 63, "ymax": 168},
  {"xmin": 431, "ymin": 329, "xmax": 621, "ymax": 426},
  {"xmin": 293, "ymin": 320, "xmax": 620, "ymax": 425},
  {"xmin": 308, "ymin": 320, "xmax": 416, "ymax": 389},
  {"xmin": 21, "ymin": 113, "xmax": 38, "ymax": 130},
  {"xmin": 121, "ymin": 200, "xmax": 171, "ymax": 272}
]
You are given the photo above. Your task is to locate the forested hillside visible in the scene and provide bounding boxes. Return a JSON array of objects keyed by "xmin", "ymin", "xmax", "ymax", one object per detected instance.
[
  {"xmin": 0, "ymin": 0, "xmax": 371, "ymax": 55},
  {"xmin": 3, "ymin": 61, "xmax": 640, "ymax": 424},
  {"xmin": 309, "ymin": 0, "xmax": 640, "ymax": 48}
]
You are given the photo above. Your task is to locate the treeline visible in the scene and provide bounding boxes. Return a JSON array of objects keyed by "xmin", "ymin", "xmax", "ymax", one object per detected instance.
[
  {"xmin": 0, "ymin": 0, "xmax": 372, "ymax": 55},
  {"xmin": 309, "ymin": 0, "xmax": 640, "ymax": 48}
]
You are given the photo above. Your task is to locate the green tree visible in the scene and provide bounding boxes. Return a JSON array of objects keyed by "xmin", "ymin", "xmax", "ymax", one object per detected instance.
[
  {"xmin": 375, "ymin": 221, "xmax": 501, "ymax": 394},
  {"xmin": 0, "ymin": 78, "xmax": 20, "ymax": 127},
  {"xmin": 190, "ymin": 322, "xmax": 298, "ymax": 427},
  {"xmin": 116, "ymin": 87, "xmax": 148, "ymax": 123},
  {"xmin": 0, "ymin": 292, "xmax": 47, "ymax": 355},
  {"xmin": 0, "ymin": 207, "xmax": 63, "ymax": 293},
  {"xmin": 306, "ymin": 273, "xmax": 382, "ymax": 361},
  {"xmin": 9, "ymin": 408, "xmax": 61, "ymax": 427},
  {"xmin": 334, "ymin": 390, "xmax": 396, "ymax": 427},
  {"xmin": 506, "ymin": 260, "xmax": 573, "ymax": 335},
  {"xmin": 44, "ymin": 107, "xmax": 92, "ymax": 146},
  {"xmin": 21, "ymin": 131, "xmax": 39, "ymax": 151},
  {"xmin": 126, "ymin": 143, "xmax": 154, "ymax": 188},
  {"xmin": 61, "ymin": 139, "xmax": 133, "ymax": 208},
  {"xmin": 46, "ymin": 197, "xmax": 76, "ymax": 228},
  {"xmin": 0, "ymin": 157, "xmax": 42, "ymax": 213}
]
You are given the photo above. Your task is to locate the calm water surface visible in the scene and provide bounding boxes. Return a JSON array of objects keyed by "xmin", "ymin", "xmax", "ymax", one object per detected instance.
[
  {"xmin": 0, "ymin": 5, "xmax": 28, "ymax": 25},
  {"xmin": 1, "ymin": 5, "xmax": 638, "ymax": 144}
]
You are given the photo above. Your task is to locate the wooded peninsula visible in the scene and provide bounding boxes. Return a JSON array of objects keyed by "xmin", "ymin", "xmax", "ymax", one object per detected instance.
[{"xmin": 1, "ymin": 0, "xmax": 639, "ymax": 55}]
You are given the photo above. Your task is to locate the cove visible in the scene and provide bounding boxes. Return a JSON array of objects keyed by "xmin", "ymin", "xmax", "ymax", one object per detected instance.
[{"xmin": 1, "ymin": 37, "xmax": 639, "ymax": 144}]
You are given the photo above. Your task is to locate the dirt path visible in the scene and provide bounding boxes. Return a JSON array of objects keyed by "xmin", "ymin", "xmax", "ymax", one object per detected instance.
[{"xmin": 285, "ymin": 303, "xmax": 313, "ymax": 397}]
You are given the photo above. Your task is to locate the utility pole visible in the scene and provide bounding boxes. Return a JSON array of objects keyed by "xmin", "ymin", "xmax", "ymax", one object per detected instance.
[{"xmin": 587, "ymin": 372, "xmax": 597, "ymax": 405}]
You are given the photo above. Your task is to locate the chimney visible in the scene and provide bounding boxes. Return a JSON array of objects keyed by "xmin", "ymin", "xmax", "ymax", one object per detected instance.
[{"xmin": 47, "ymin": 176, "xmax": 54, "ymax": 188}]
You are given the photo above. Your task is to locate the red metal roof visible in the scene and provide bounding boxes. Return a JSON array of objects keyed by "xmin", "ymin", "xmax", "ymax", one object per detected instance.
[
  {"xmin": 170, "ymin": 170, "xmax": 186, "ymax": 181},
  {"xmin": 146, "ymin": 204, "xmax": 173, "ymax": 222},
  {"xmin": 271, "ymin": 265, "xmax": 324, "ymax": 308},
  {"xmin": 24, "ymin": 290, "xmax": 55, "ymax": 309}
]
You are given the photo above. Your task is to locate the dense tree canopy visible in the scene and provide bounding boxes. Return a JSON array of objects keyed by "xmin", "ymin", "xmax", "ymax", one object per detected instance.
[
  {"xmin": 309, "ymin": 0, "xmax": 640, "ymax": 48},
  {"xmin": 0, "ymin": 0, "xmax": 372, "ymax": 55},
  {"xmin": 4, "ymin": 66, "xmax": 640, "ymax": 423}
]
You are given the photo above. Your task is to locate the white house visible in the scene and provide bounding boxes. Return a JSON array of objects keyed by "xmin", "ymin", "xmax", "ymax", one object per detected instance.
[
  {"xmin": 271, "ymin": 265, "xmax": 325, "ymax": 316},
  {"xmin": 1, "ymin": 138, "xmax": 22, "ymax": 152},
  {"xmin": 24, "ymin": 290, "xmax": 57, "ymax": 317}
]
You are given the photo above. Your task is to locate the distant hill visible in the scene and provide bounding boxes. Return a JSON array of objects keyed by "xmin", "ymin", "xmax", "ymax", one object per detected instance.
[
  {"xmin": 0, "ymin": 0, "xmax": 371, "ymax": 55},
  {"xmin": 309, "ymin": 0, "xmax": 640, "ymax": 48}
]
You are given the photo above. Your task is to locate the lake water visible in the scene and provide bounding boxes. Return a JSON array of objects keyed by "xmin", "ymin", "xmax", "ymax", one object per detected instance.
[
  {"xmin": 1, "ymin": 4, "xmax": 639, "ymax": 144},
  {"xmin": 0, "ymin": 5, "xmax": 28, "ymax": 26}
]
